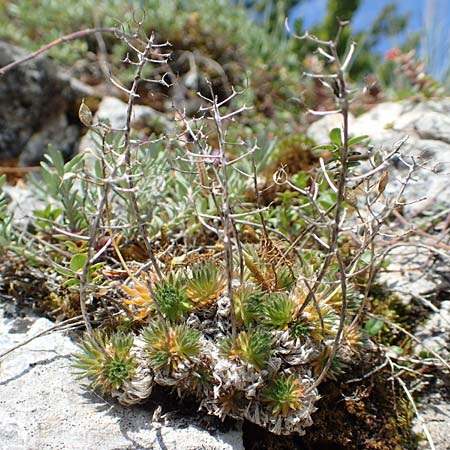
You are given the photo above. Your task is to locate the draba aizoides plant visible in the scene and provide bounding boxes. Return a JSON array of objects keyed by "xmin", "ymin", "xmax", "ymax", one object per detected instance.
[{"xmin": 20, "ymin": 18, "xmax": 418, "ymax": 437}]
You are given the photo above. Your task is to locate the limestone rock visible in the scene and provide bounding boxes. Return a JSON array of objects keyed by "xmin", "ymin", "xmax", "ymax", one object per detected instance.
[
  {"xmin": 2, "ymin": 182, "xmax": 43, "ymax": 230},
  {"xmin": 308, "ymin": 100, "xmax": 450, "ymax": 450},
  {"xmin": 78, "ymin": 96, "xmax": 171, "ymax": 156},
  {"xmin": 92, "ymin": 96, "xmax": 166, "ymax": 130},
  {"xmin": 375, "ymin": 244, "xmax": 440, "ymax": 303},
  {"xmin": 307, "ymin": 97, "xmax": 450, "ymax": 215},
  {"xmin": 414, "ymin": 300, "xmax": 450, "ymax": 359},
  {"xmin": 414, "ymin": 387, "xmax": 450, "ymax": 450},
  {"xmin": 0, "ymin": 40, "xmax": 81, "ymax": 165},
  {"xmin": 306, "ymin": 112, "xmax": 355, "ymax": 144},
  {"xmin": 0, "ymin": 309, "xmax": 244, "ymax": 450},
  {"xmin": 349, "ymin": 101, "xmax": 404, "ymax": 138}
]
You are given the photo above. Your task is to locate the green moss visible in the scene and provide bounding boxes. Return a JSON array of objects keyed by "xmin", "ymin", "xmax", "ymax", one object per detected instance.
[
  {"xmin": 366, "ymin": 288, "xmax": 427, "ymax": 348},
  {"xmin": 297, "ymin": 355, "xmax": 419, "ymax": 449}
]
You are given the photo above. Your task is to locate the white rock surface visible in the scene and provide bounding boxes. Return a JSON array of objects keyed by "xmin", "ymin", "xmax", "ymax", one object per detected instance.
[
  {"xmin": 349, "ymin": 101, "xmax": 404, "ymax": 138},
  {"xmin": 78, "ymin": 96, "xmax": 171, "ymax": 155},
  {"xmin": 0, "ymin": 309, "xmax": 243, "ymax": 450},
  {"xmin": 376, "ymin": 245, "xmax": 439, "ymax": 302},
  {"xmin": 90, "ymin": 96, "xmax": 166, "ymax": 131},
  {"xmin": 306, "ymin": 112, "xmax": 356, "ymax": 145},
  {"xmin": 414, "ymin": 389, "xmax": 450, "ymax": 450},
  {"xmin": 3, "ymin": 183, "xmax": 44, "ymax": 228},
  {"xmin": 307, "ymin": 97, "xmax": 450, "ymax": 215},
  {"xmin": 415, "ymin": 300, "xmax": 450, "ymax": 358},
  {"xmin": 413, "ymin": 295, "xmax": 450, "ymax": 450}
]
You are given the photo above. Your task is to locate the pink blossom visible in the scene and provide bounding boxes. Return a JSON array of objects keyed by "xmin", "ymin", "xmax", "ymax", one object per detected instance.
[{"xmin": 386, "ymin": 48, "xmax": 401, "ymax": 61}]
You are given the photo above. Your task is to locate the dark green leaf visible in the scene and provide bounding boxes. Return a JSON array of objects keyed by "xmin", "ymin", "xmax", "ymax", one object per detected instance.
[
  {"xmin": 62, "ymin": 278, "xmax": 80, "ymax": 288},
  {"xmin": 389, "ymin": 345, "xmax": 403, "ymax": 356},
  {"xmin": 312, "ymin": 144, "xmax": 336, "ymax": 151},
  {"xmin": 55, "ymin": 266, "xmax": 74, "ymax": 277},
  {"xmin": 329, "ymin": 128, "xmax": 342, "ymax": 147}
]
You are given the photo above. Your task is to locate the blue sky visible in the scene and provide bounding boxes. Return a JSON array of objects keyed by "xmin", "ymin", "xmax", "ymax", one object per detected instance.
[{"xmin": 289, "ymin": 0, "xmax": 450, "ymax": 80}]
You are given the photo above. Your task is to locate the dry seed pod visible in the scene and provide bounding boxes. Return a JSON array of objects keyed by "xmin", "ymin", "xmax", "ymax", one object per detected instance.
[
  {"xmin": 344, "ymin": 187, "xmax": 357, "ymax": 207},
  {"xmin": 378, "ymin": 171, "xmax": 389, "ymax": 194},
  {"xmin": 79, "ymin": 99, "xmax": 93, "ymax": 127}
]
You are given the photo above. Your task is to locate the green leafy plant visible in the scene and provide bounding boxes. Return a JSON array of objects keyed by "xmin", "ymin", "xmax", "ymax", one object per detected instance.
[
  {"xmin": 73, "ymin": 331, "xmax": 135, "ymax": 393},
  {"xmin": 290, "ymin": 320, "xmax": 310, "ymax": 339},
  {"xmin": 262, "ymin": 293, "xmax": 296, "ymax": 330},
  {"xmin": 53, "ymin": 241, "xmax": 105, "ymax": 290},
  {"xmin": 1, "ymin": 14, "xmax": 435, "ymax": 444},
  {"xmin": 186, "ymin": 262, "xmax": 227, "ymax": 308},
  {"xmin": 233, "ymin": 285, "xmax": 265, "ymax": 327},
  {"xmin": 142, "ymin": 321, "xmax": 201, "ymax": 371},
  {"xmin": 31, "ymin": 147, "xmax": 88, "ymax": 231},
  {"xmin": 33, "ymin": 203, "xmax": 63, "ymax": 230},
  {"xmin": 221, "ymin": 328, "xmax": 272, "ymax": 372},
  {"xmin": 154, "ymin": 274, "xmax": 192, "ymax": 323},
  {"xmin": 263, "ymin": 372, "xmax": 304, "ymax": 416}
]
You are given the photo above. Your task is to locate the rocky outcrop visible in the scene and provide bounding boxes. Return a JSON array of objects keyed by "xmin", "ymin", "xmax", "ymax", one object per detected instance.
[
  {"xmin": 0, "ymin": 41, "xmax": 176, "ymax": 167},
  {"xmin": 0, "ymin": 41, "xmax": 82, "ymax": 166},
  {"xmin": 0, "ymin": 306, "xmax": 244, "ymax": 450},
  {"xmin": 307, "ymin": 98, "xmax": 450, "ymax": 216},
  {"xmin": 77, "ymin": 96, "xmax": 172, "ymax": 157}
]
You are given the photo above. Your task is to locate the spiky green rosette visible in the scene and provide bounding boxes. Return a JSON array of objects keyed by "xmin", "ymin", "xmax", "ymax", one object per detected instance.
[
  {"xmin": 154, "ymin": 274, "xmax": 192, "ymax": 322},
  {"xmin": 202, "ymin": 323, "xmax": 319, "ymax": 434},
  {"xmin": 141, "ymin": 320, "xmax": 212, "ymax": 396},
  {"xmin": 73, "ymin": 331, "xmax": 135, "ymax": 393},
  {"xmin": 74, "ymin": 258, "xmax": 365, "ymax": 435},
  {"xmin": 73, "ymin": 331, "xmax": 153, "ymax": 405},
  {"xmin": 186, "ymin": 262, "xmax": 227, "ymax": 308}
]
